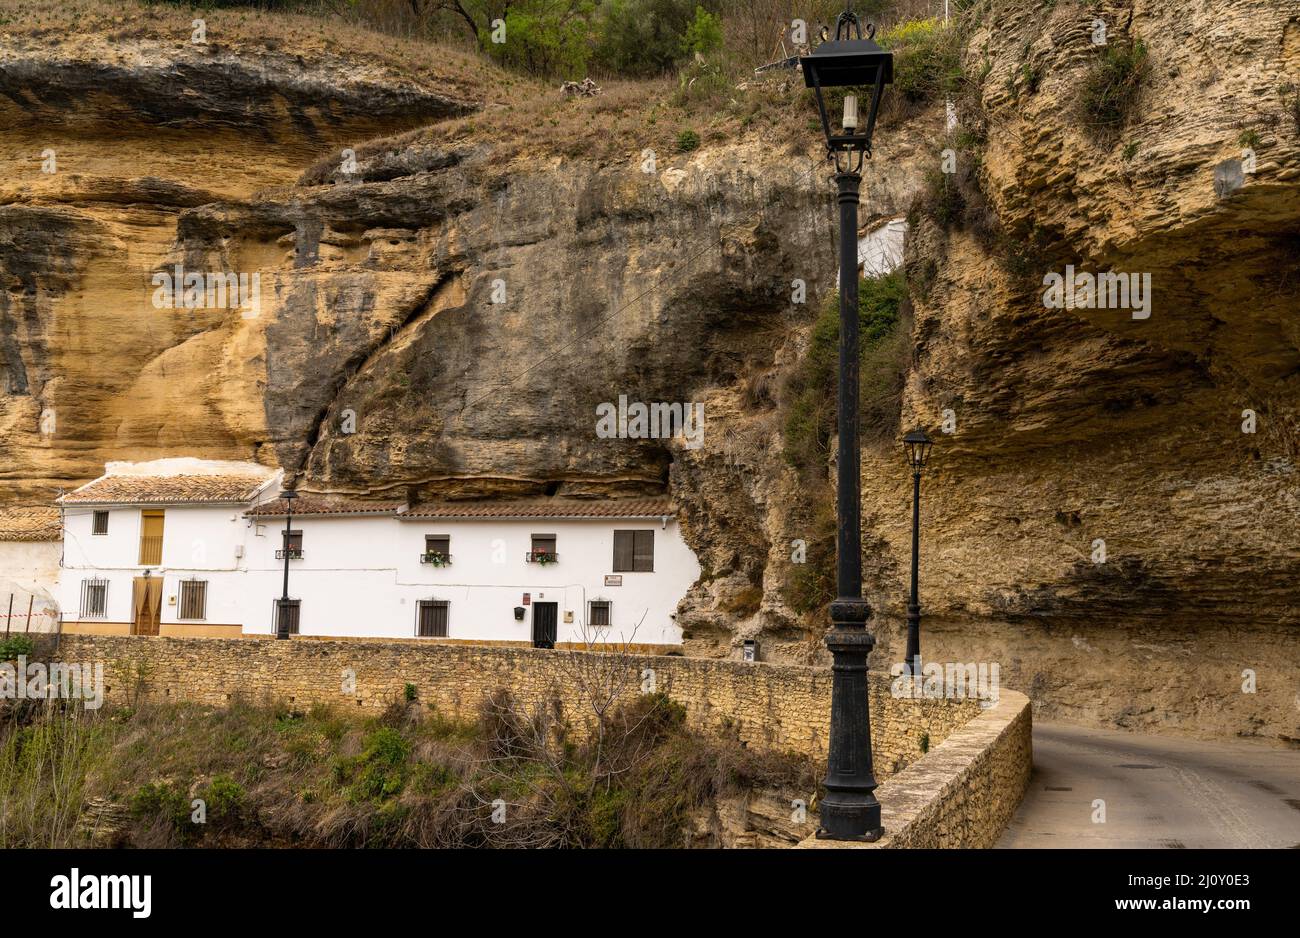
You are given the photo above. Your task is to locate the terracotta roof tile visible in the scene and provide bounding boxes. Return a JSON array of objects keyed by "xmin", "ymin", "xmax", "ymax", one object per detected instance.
[
  {"xmin": 0, "ymin": 507, "xmax": 61, "ymax": 542},
  {"xmin": 60, "ymin": 474, "xmax": 271, "ymax": 505},
  {"xmin": 246, "ymin": 495, "xmax": 407, "ymax": 517},
  {"xmin": 401, "ymin": 498, "xmax": 673, "ymax": 520}
]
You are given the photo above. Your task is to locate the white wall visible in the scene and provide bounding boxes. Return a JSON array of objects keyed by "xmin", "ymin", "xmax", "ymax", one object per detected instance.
[
  {"xmin": 241, "ymin": 515, "xmax": 697, "ymax": 645},
  {"xmin": 0, "ymin": 540, "xmax": 61, "ymax": 594}
]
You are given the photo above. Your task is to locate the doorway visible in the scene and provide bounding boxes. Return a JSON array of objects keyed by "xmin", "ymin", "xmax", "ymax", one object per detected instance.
[
  {"xmin": 132, "ymin": 576, "xmax": 163, "ymax": 636},
  {"xmin": 532, "ymin": 602, "xmax": 557, "ymax": 649}
]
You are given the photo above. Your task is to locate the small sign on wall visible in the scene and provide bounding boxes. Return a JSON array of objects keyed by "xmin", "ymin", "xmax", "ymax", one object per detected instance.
[
  {"xmin": 522, "ymin": 593, "xmax": 530, "ymax": 605},
  {"xmin": 604, "ymin": 575, "xmax": 622, "ymax": 587}
]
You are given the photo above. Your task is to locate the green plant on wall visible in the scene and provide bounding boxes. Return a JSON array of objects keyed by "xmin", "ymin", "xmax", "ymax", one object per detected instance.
[{"xmin": 1078, "ymin": 36, "xmax": 1150, "ymax": 144}]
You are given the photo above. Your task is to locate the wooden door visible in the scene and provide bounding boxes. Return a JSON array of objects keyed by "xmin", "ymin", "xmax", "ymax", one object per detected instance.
[
  {"xmin": 132, "ymin": 577, "xmax": 162, "ymax": 636},
  {"xmin": 532, "ymin": 602, "xmax": 557, "ymax": 649}
]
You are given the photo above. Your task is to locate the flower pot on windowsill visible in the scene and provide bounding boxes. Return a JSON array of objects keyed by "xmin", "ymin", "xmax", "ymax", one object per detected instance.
[
  {"xmin": 420, "ymin": 552, "xmax": 452, "ymax": 567},
  {"xmin": 527, "ymin": 552, "xmax": 558, "ymax": 566}
]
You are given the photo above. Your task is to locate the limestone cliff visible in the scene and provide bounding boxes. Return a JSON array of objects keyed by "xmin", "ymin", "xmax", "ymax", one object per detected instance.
[{"xmin": 0, "ymin": 0, "xmax": 1296, "ymax": 742}]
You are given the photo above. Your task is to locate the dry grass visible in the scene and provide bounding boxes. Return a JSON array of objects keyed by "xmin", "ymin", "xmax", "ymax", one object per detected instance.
[
  {"xmin": 333, "ymin": 69, "xmax": 827, "ymax": 169},
  {"xmin": 0, "ymin": 0, "xmax": 502, "ymax": 102},
  {"xmin": 0, "ymin": 688, "xmax": 815, "ymax": 848},
  {"xmin": 0, "ymin": 0, "xmax": 835, "ymax": 168}
]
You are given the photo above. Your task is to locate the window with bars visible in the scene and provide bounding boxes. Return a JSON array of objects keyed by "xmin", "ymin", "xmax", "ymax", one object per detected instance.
[
  {"xmin": 178, "ymin": 579, "xmax": 208, "ymax": 620},
  {"xmin": 92, "ymin": 511, "xmax": 109, "ymax": 535},
  {"xmin": 589, "ymin": 600, "xmax": 611, "ymax": 627},
  {"xmin": 80, "ymin": 579, "xmax": 108, "ymax": 618},
  {"xmin": 612, "ymin": 530, "xmax": 654, "ymax": 572},
  {"xmin": 417, "ymin": 600, "xmax": 449, "ymax": 637},
  {"xmin": 274, "ymin": 599, "xmax": 300, "ymax": 635}
]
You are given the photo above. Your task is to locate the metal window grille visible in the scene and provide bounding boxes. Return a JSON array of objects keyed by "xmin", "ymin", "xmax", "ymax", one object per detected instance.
[
  {"xmin": 417, "ymin": 600, "xmax": 449, "ymax": 637},
  {"xmin": 80, "ymin": 578, "xmax": 108, "ymax": 618},
  {"xmin": 179, "ymin": 579, "xmax": 208, "ymax": 620}
]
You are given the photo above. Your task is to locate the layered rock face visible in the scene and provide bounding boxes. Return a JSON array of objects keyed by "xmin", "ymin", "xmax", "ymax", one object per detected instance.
[
  {"xmin": 0, "ymin": 2, "xmax": 1295, "ymax": 742},
  {"xmin": 871, "ymin": 0, "xmax": 1300, "ymax": 742}
]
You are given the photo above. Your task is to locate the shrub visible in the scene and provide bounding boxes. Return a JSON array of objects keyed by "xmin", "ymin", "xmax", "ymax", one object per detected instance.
[
  {"xmin": 781, "ymin": 269, "xmax": 910, "ymax": 468},
  {"xmin": 129, "ymin": 780, "xmax": 191, "ymax": 830},
  {"xmin": 481, "ymin": 1, "xmax": 595, "ymax": 79},
  {"xmin": 1078, "ymin": 36, "xmax": 1150, "ymax": 144},
  {"xmin": 334, "ymin": 726, "xmax": 412, "ymax": 803},
  {"xmin": 0, "ymin": 635, "xmax": 35, "ymax": 661},
  {"xmin": 204, "ymin": 774, "xmax": 246, "ymax": 823},
  {"xmin": 681, "ymin": 5, "xmax": 722, "ymax": 57},
  {"xmin": 676, "ymin": 128, "xmax": 701, "ymax": 151},
  {"xmin": 878, "ymin": 19, "xmax": 964, "ymax": 106},
  {"xmin": 593, "ymin": 0, "xmax": 719, "ymax": 77}
]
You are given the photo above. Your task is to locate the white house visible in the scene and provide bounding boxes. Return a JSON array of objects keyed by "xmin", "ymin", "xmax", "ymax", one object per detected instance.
[
  {"xmin": 56, "ymin": 458, "xmax": 281, "ymax": 638},
  {"xmin": 54, "ymin": 459, "xmax": 698, "ymax": 650}
]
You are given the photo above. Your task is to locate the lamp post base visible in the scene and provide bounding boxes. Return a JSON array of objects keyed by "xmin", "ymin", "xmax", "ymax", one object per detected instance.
[
  {"xmin": 814, "ymin": 825, "xmax": 884, "ymax": 843},
  {"xmin": 818, "ymin": 604, "xmax": 884, "ymax": 841}
]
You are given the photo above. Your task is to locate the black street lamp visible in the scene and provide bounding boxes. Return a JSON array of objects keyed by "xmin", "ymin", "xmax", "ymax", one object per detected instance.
[
  {"xmin": 902, "ymin": 428, "xmax": 934, "ymax": 677},
  {"xmin": 802, "ymin": 4, "xmax": 892, "ymax": 843},
  {"xmin": 276, "ymin": 489, "xmax": 298, "ymax": 640}
]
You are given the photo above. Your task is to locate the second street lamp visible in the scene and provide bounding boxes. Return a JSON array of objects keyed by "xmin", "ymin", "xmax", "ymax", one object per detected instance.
[
  {"xmin": 902, "ymin": 428, "xmax": 934, "ymax": 677},
  {"xmin": 276, "ymin": 489, "xmax": 298, "ymax": 640},
  {"xmin": 802, "ymin": 3, "xmax": 893, "ymax": 843}
]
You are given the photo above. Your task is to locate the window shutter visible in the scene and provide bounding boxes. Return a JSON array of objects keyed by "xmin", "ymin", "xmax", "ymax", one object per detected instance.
[
  {"xmin": 633, "ymin": 530, "xmax": 655, "ymax": 572},
  {"xmin": 613, "ymin": 531, "xmax": 634, "ymax": 571},
  {"xmin": 275, "ymin": 599, "xmax": 300, "ymax": 634},
  {"xmin": 590, "ymin": 601, "xmax": 611, "ymax": 627}
]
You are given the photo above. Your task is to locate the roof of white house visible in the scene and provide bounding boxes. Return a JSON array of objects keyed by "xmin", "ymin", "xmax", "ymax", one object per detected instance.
[
  {"xmin": 246, "ymin": 496, "xmax": 674, "ymax": 520},
  {"xmin": 401, "ymin": 498, "xmax": 674, "ymax": 520},
  {"xmin": 246, "ymin": 495, "xmax": 407, "ymax": 518},
  {"xmin": 0, "ymin": 507, "xmax": 62, "ymax": 542},
  {"xmin": 59, "ymin": 458, "xmax": 277, "ymax": 506}
]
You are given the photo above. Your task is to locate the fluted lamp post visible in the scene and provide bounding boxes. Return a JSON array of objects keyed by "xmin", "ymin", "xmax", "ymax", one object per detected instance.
[
  {"xmin": 276, "ymin": 490, "xmax": 298, "ymax": 640},
  {"xmin": 802, "ymin": 3, "xmax": 893, "ymax": 842},
  {"xmin": 902, "ymin": 428, "xmax": 934, "ymax": 677}
]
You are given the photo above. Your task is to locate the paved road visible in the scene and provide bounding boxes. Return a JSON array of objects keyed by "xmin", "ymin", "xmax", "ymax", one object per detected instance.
[{"xmin": 998, "ymin": 721, "xmax": 1300, "ymax": 848}]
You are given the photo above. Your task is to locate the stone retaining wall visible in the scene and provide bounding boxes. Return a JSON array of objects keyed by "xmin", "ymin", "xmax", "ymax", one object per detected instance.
[
  {"xmin": 797, "ymin": 689, "xmax": 1033, "ymax": 849},
  {"xmin": 52, "ymin": 634, "xmax": 981, "ymax": 777}
]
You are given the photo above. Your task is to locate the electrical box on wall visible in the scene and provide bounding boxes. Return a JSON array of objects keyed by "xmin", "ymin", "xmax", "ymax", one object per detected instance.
[{"xmin": 564, "ymin": 610, "xmax": 574, "ymax": 623}]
